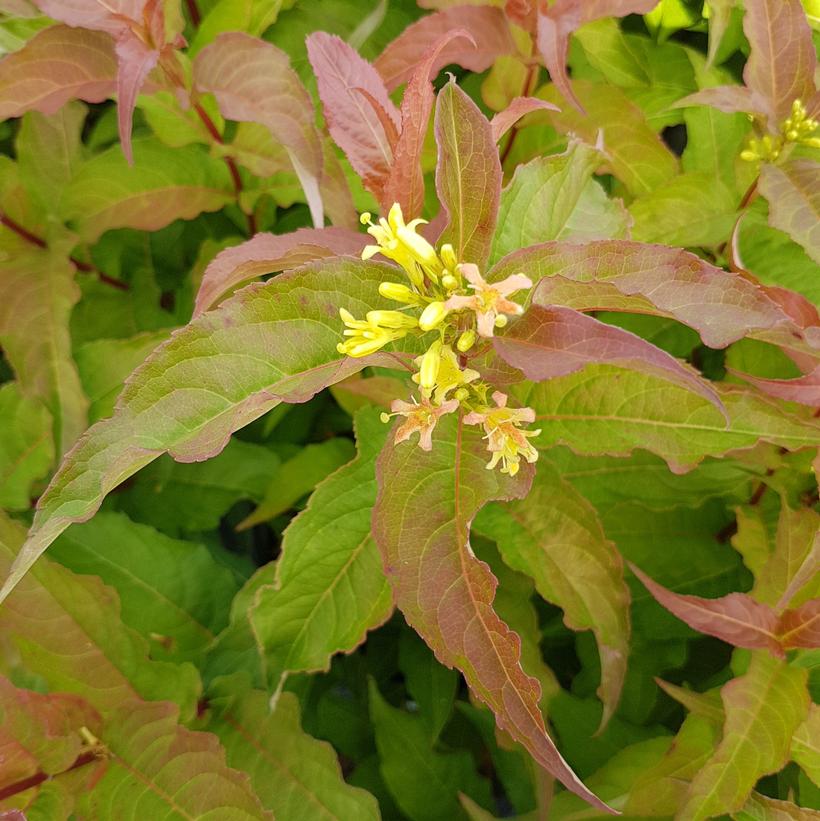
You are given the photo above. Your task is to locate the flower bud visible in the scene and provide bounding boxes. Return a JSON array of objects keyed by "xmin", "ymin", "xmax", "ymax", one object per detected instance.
[
  {"xmin": 419, "ymin": 340, "xmax": 442, "ymax": 389},
  {"xmin": 379, "ymin": 282, "xmax": 418, "ymax": 303},
  {"xmin": 419, "ymin": 301, "xmax": 449, "ymax": 331},
  {"xmin": 441, "ymin": 274, "xmax": 459, "ymax": 291},
  {"xmin": 440, "ymin": 243, "xmax": 458, "ymax": 270},
  {"xmin": 456, "ymin": 330, "xmax": 476, "ymax": 352},
  {"xmin": 454, "ymin": 388, "xmax": 469, "ymax": 401}
]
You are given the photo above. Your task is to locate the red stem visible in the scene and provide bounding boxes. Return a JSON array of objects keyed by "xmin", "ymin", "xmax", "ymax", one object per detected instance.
[
  {"xmin": 184, "ymin": 0, "xmax": 201, "ymax": 26},
  {"xmin": 1, "ymin": 213, "xmax": 128, "ymax": 291},
  {"xmin": 193, "ymin": 103, "xmax": 255, "ymax": 236},
  {"xmin": 0, "ymin": 751, "xmax": 99, "ymax": 801},
  {"xmin": 500, "ymin": 63, "xmax": 539, "ymax": 168}
]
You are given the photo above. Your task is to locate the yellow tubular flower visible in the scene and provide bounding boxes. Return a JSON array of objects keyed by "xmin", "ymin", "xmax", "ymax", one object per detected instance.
[
  {"xmin": 360, "ymin": 204, "xmax": 444, "ymax": 286},
  {"xmin": 418, "ymin": 339, "xmax": 442, "ymax": 390},
  {"xmin": 337, "ymin": 308, "xmax": 410, "ymax": 358},
  {"xmin": 418, "ymin": 301, "xmax": 449, "ymax": 331},
  {"xmin": 379, "ymin": 282, "xmax": 420, "ymax": 304}
]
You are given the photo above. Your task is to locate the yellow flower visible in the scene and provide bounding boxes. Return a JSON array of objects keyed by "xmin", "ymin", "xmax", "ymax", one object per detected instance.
[
  {"xmin": 412, "ymin": 344, "xmax": 480, "ymax": 403},
  {"xmin": 336, "ymin": 307, "xmax": 415, "ymax": 358},
  {"xmin": 464, "ymin": 391, "xmax": 540, "ymax": 477},
  {"xmin": 361, "ymin": 203, "xmax": 443, "ymax": 287}
]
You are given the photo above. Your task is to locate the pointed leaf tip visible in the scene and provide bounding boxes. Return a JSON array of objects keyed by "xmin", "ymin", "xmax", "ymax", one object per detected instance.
[{"xmin": 373, "ymin": 415, "xmax": 616, "ymax": 814}]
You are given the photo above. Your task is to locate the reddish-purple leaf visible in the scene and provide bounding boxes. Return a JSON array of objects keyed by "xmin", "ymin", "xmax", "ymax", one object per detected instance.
[
  {"xmin": 0, "ymin": 25, "xmax": 116, "ymax": 120},
  {"xmin": 779, "ymin": 600, "xmax": 820, "ymax": 650},
  {"xmin": 307, "ymin": 33, "xmax": 400, "ymax": 203},
  {"xmin": 495, "ymin": 305, "xmax": 726, "ymax": 416},
  {"xmin": 373, "ymin": 413, "xmax": 613, "ymax": 814},
  {"xmin": 630, "ymin": 564, "xmax": 784, "ymax": 656},
  {"xmin": 114, "ymin": 31, "xmax": 160, "ymax": 164},
  {"xmin": 381, "ymin": 30, "xmax": 474, "ymax": 219},
  {"xmin": 33, "ymin": 0, "xmax": 175, "ymax": 162},
  {"xmin": 729, "ymin": 364, "xmax": 820, "ymax": 408},
  {"xmin": 490, "ymin": 96, "xmax": 560, "ymax": 143},
  {"xmin": 195, "ymin": 33, "xmax": 325, "ymax": 227},
  {"xmin": 537, "ymin": 0, "xmax": 658, "ymax": 111},
  {"xmin": 435, "ymin": 80, "xmax": 501, "ymax": 268},
  {"xmin": 33, "ymin": 0, "xmax": 145, "ymax": 34},
  {"xmin": 675, "ymin": 85, "xmax": 757, "ymax": 117},
  {"xmin": 375, "ymin": 6, "xmax": 516, "ymax": 91},
  {"xmin": 193, "ymin": 227, "xmax": 365, "ymax": 317},
  {"xmin": 742, "ymin": 0, "xmax": 816, "ymax": 125},
  {"xmin": 490, "ymin": 240, "xmax": 797, "ymax": 350}
]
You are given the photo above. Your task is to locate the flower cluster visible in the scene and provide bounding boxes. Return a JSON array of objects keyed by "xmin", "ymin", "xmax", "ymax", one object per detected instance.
[
  {"xmin": 741, "ymin": 99, "xmax": 820, "ymax": 163},
  {"xmin": 338, "ymin": 203, "xmax": 539, "ymax": 476}
]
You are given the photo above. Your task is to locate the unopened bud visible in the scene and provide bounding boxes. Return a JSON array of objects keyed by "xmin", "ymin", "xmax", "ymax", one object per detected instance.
[
  {"xmin": 454, "ymin": 388, "xmax": 469, "ymax": 401},
  {"xmin": 379, "ymin": 281, "xmax": 418, "ymax": 303},
  {"xmin": 441, "ymin": 274, "xmax": 458, "ymax": 291},
  {"xmin": 419, "ymin": 340, "xmax": 442, "ymax": 389},
  {"xmin": 457, "ymin": 330, "xmax": 476, "ymax": 352},
  {"xmin": 419, "ymin": 301, "xmax": 449, "ymax": 331},
  {"xmin": 440, "ymin": 243, "xmax": 458, "ymax": 270}
]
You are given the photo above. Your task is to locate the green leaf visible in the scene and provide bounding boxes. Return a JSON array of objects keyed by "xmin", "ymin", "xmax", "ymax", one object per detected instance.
[
  {"xmin": 735, "ymin": 201, "xmax": 820, "ymax": 307},
  {"xmin": 474, "ymin": 462, "xmax": 630, "ymax": 729},
  {"xmin": 759, "ymin": 160, "xmax": 820, "ymax": 265},
  {"xmin": 249, "ymin": 409, "xmax": 393, "ymax": 687},
  {"xmin": 116, "ymin": 439, "xmax": 282, "ymax": 535},
  {"xmin": 0, "ymin": 512, "xmax": 200, "ymax": 718},
  {"xmin": 599, "ymin": 500, "xmax": 748, "ymax": 641},
  {"xmin": 548, "ymin": 736, "xmax": 673, "ymax": 820},
  {"xmin": 435, "ymin": 80, "xmax": 501, "ymax": 268},
  {"xmin": 237, "ymin": 438, "xmax": 355, "ymax": 529},
  {"xmin": 752, "ymin": 504, "xmax": 820, "ymax": 608},
  {"xmin": 0, "ymin": 257, "xmax": 408, "ymax": 603},
  {"xmin": 398, "ymin": 629, "xmax": 459, "ymax": 742},
  {"xmin": 16, "ymin": 102, "xmax": 86, "ymax": 214},
  {"xmin": 679, "ymin": 652, "xmax": 810, "ymax": 821},
  {"xmin": 629, "ymin": 171, "xmax": 739, "ymax": 247},
  {"xmin": 0, "ymin": 382, "xmax": 53, "ymax": 511},
  {"xmin": 792, "ymin": 703, "xmax": 820, "ymax": 788},
  {"xmin": 0, "ymin": 246, "xmax": 88, "ymax": 453},
  {"xmin": 573, "ymin": 18, "xmax": 697, "ymax": 126},
  {"xmin": 545, "ymin": 447, "xmax": 758, "ymax": 513},
  {"xmin": 59, "ymin": 138, "xmax": 234, "ymax": 243},
  {"xmin": 627, "ymin": 714, "xmax": 721, "ymax": 816},
  {"xmin": 202, "ymin": 675, "xmax": 380, "ymax": 820},
  {"xmin": 369, "ymin": 679, "xmax": 492, "ymax": 821},
  {"xmin": 681, "ymin": 106, "xmax": 751, "ymax": 190},
  {"xmin": 734, "ymin": 793, "xmax": 820, "ymax": 820},
  {"xmin": 490, "ymin": 141, "xmax": 629, "ymax": 265},
  {"xmin": 372, "ymin": 413, "xmax": 611, "ymax": 812},
  {"xmin": 538, "ymin": 80, "xmax": 678, "ymax": 196},
  {"xmin": 48, "ymin": 512, "xmax": 239, "ymax": 664},
  {"xmin": 75, "ymin": 330, "xmax": 171, "ymax": 423},
  {"xmin": 77, "ymin": 699, "xmax": 271, "ymax": 820},
  {"xmin": 521, "ymin": 366, "xmax": 820, "ymax": 472}
]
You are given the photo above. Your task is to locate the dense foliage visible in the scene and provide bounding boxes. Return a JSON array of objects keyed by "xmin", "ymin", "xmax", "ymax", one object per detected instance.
[{"xmin": 0, "ymin": 0, "xmax": 819, "ymax": 818}]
